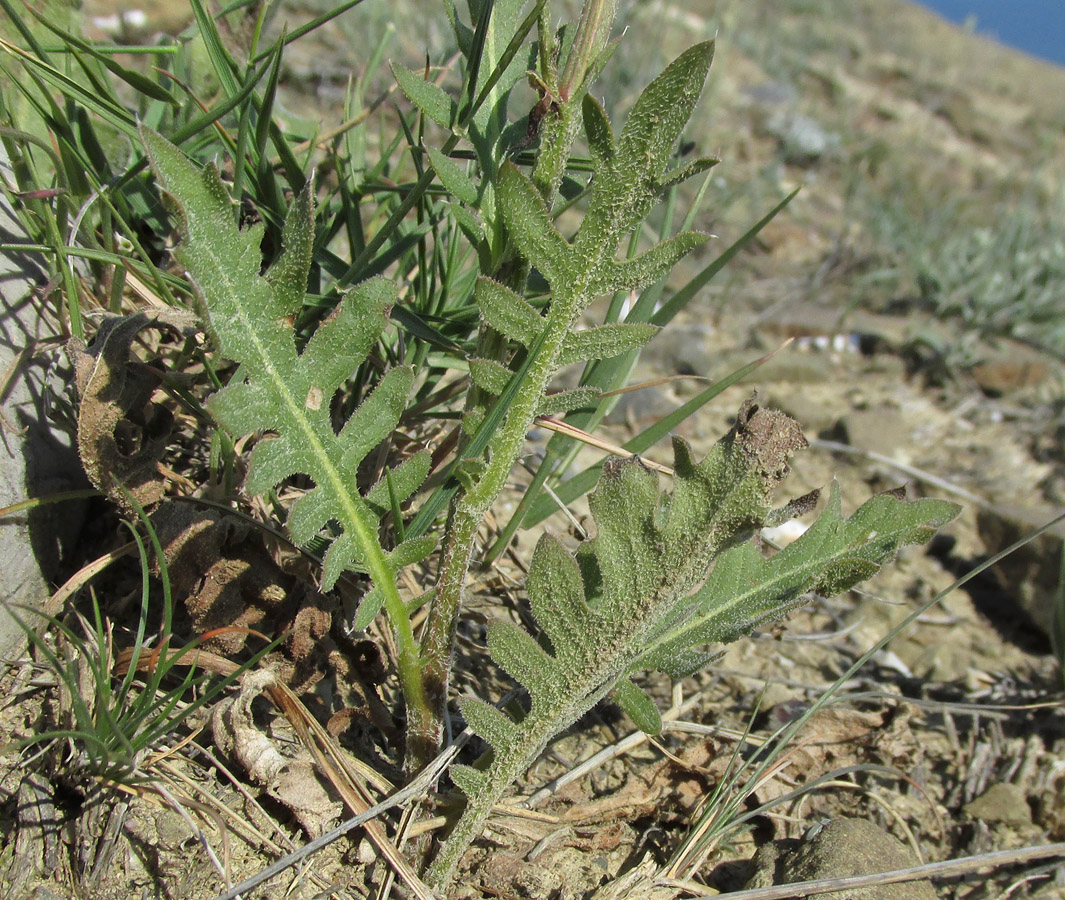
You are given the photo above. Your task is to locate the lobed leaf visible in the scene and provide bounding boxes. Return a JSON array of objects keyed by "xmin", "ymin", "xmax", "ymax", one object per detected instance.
[
  {"xmin": 141, "ymin": 127, "xmax": 425, "ymax": 598},
  {"xmin": 579, "ymin": 41, "xmax": 714, "ymax": 245},
  {"xmin": 636, "ymin": 482, "xmax": 962, "ymax": 675},
  {"xmin": 434, "ymin": 398, "xmax": 957, "ymax": 890}
]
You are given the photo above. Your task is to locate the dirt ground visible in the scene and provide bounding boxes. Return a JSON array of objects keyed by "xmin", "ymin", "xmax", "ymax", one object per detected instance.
[{"xmin": 4, "ymin": 1, "xmax": 1065, "ymax": 898}]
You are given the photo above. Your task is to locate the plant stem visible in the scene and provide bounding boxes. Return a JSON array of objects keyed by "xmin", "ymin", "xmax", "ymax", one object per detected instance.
[
  {"xmin": 406, "ymin": 0, "xmax": 620, "ymax": 777},
  {"xmin": 409, "ymin": 295, "xmax": 573, "ymax": 770}
]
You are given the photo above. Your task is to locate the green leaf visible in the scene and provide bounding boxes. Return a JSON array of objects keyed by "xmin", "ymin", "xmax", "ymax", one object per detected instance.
[
  {"xmin": 589, "ymin": 231, "xmax": 709, "ymax": 296},
  {"xmin": 613, "ymin": 677, "xmax": 662, "ymax": 735},
  {"xmin": 582, "ymin": 94, "xmax": 615, "ymax": 165},
  {"xmin": 576, "ymin": 41, "xmax": 714, "ymax": 244},
  {"xmin": 388, "ymin": 535, "xmax": 438, "ymax": 569},
  {"xmin": 557, "ymin": 323, "xmax": 660, "ymax": 367},
  {"xmin": 364, "ymin": 450, "xmax": 432, "ymax": 511},
  {"xmin": 454, "ymin": 457, "xmax": 487, "ymax": 490},
  {"xmin": 616, "ymin": 41, "xmax": 713, "ymax": 188},
  {"xmin": 140, "ymin": 127, "xmax": 424, "ymax": 602},
  {"xmin": 426, "ymin": 146, "xmax": 478, "ymax": 205},
  {"xmin": 497, "ymin": 161, "xmax": 574, "ymax": 287},
  {"xmin": 475, "ymin": 277, "xmax": 543, "ymax": 346},
  {"xmin": 392, "ymin": 63, "xmax": 454, "ymax": 128},
  {"xmin": 535, "ymin": 387, "xmax": 601, "ymax": 417},
  {"xmin": 469, "ymin": 357, "xmax": 512, "ymax": 396},
  {"xmin": 487, "ymin": 620, "xmax": 562, "ymax": 694},
  {"xmin": 526, "ymin": 534, "xmax": 598, "ymax": 670},
  {"xmin": 453, "ymin": 203, "xmax": 485, "ymax": 243},
  {"xmin": 459, "ymin": 697, "xmax": 519, "ymax": 751},
  {"xmin": 449, "ymin": 763, "xmax": 487, "ymax": 798},
  {"xmin": 637, "ymin": 482, "xmax": 962, "ymax": 671},
  {"xmin": 658, "ymin": 156, "xmax": 719, "ymax": 192},
  {"xmin": 429, "ymin": 399, "xmax": 958, "ymax": 893}
]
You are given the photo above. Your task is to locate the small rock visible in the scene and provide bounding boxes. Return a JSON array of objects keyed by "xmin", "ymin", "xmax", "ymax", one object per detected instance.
[
  {"xmin": 0, "ymin": 145, "xmax": 87, "ymax": 660},
  {"xmin": 603, "ymin": 384, "xmax": 674, "ymax": 427},
  {"xmin": 745, "ymin": 817, "xmax": 938, "ymax": 899},
  {"xmin": 974, "ymin": 502, "xmax": 1065, "ymax": 647},
  {"xmin": 830, "ymin": 406, "xmax": 911, "ymax": 461},
  {"xmin": 644, "ymin": 323, "xmax": 714, "ymax": 377},
  {"xmin": 964, "ymin": 782, "xmax": 1032, "ymax": 827},
  {"xmin": 766, "ymin": 111, "xmax": 839, "ymax": 164}
]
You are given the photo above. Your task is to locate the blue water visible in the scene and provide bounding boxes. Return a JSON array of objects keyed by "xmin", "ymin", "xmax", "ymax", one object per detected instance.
[{"xmin": 915, "ymin": 1, "xmax": 1065, "ymax": 67}]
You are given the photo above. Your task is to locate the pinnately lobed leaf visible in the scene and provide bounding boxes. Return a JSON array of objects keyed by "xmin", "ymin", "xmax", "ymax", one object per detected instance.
[
  {"xmin": 140, "ymin": 127, "xmax": 432, "ymax": 598},
  {"xmin": 428, "ymin": 399, "xmax": 959, "ymax": 888}
]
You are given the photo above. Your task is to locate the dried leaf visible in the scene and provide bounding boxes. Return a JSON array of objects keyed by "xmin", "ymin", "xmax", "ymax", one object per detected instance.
[{"xmin": 67, "ymin": 310, "xmax": 198, "ymax": 513}]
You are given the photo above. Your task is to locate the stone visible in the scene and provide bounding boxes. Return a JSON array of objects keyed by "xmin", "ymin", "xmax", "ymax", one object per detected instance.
[
  {"xmin": 744, "ymin": 817, "xmax": 938, "ymax": 899},
  {"xmin": 964, "ymin": 782, "xmax": 1032, "ymax": 827},
  {"xmin": 0, "ymin": 145, "xmax": 87, "ymax": 660}
]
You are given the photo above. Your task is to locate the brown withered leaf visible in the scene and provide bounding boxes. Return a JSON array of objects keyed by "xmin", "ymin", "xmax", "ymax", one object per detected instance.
[
  {"xmin": 212, "ymin": 671, "xmax": 343, "ymax": 839},
  {"xmin": 734, "ymin": 396, "xmax": 808, "ymax": 485},
  {"xmin": 67, "ymin": 310, "xmax": 198, "ymax": 513},
  {"xmin": 151, "ymin": 502, "xmax": 337, "ymax": 696}
]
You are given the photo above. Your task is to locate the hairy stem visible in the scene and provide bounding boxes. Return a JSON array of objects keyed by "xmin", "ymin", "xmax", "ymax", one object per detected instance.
[
  {"xmin": 409, "ymin": 295, "xmax": 575, "ymax": 770},
  {"xmin": 405, "ymin": 0, "xmax": 622, "ymax": 776}
]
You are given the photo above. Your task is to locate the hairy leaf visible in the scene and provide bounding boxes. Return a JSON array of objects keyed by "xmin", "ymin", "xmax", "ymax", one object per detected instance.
[
  {"xmin": 427, "ymin": 146, "xmax": 478, "ymax": 205},
  {"xmin": 636, "ymin": 481, "xmax": 961, "ymax": 674},
  {"xmin": 582, "ymin": 94, "xmax": 615, "ymax": 165},
  {"xmin": 391, "ymin": 63, "xmax": 454, "ymax": 128},
  {"xmin": 141, "ymin": 127, "xmax": 428, "ymax": 596},
  {"xmin": 449, "ymin": 763, "xmax": 487, "ymax": 798},
  {"xmin": 557, "ymin": 323, "xmax": 660, "ymax": 367},
  {"xmin": 469, "ymin": 357, "xmax": 513, "ymax": 396},
  {"xmin": 588, "ymin": 232, "xmax": 710, "ymax": 296},
  {"xmin": 431, "ymin": 401, "xmax": 958, "ymax": 887},
  {"xmin": 475, "ymin": 277, "xmax": 543, "ymax": 346},
  {"xmin": 458, "ymin": 696, "xmax": 519, "ymax": 751},
  {"xmin": 535, "ymin": 387, "xmax": 602, "ymax": 417},
  {"xmin": 497, "ymin": 161, "xmax": 574, "ymax": 287},
  {"xmin": 613, "ymin": 676, "xmax": 662, "ymax": 735}
]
